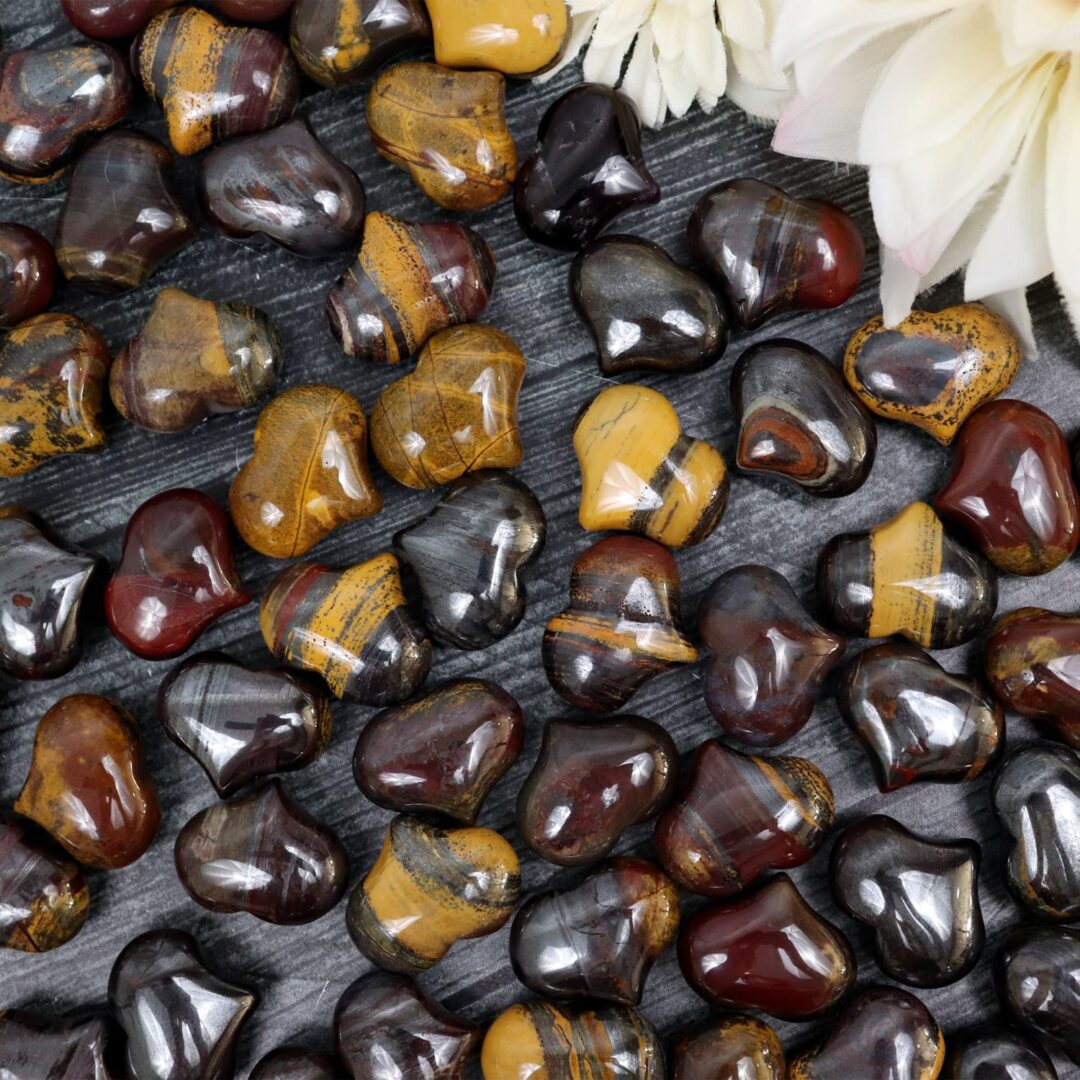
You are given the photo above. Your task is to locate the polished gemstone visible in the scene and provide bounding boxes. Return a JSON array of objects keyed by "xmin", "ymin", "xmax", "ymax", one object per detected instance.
[
  {"xmin": 60, "ymin": 0, "xmax": 180, "ymax": 37},
  {"xmin": 672, "ymin": 1016, "xmax": 786, "ymax": 1080},
  {"xmin": 943, "ymin": 1025, "xmax": 1057, "ymax": 1080},
  {"xmin": 0, "ymin": 223, "xmax": 54, "ymax": 327},
  {"xmin": 211, "ymin": 0, "xmax": 294, "ymax": 18},
  {"xmin": 249, "ymin": 1047, "xmax": 341, "ymax": 1080},
  {"xmin": 0, "ymin": 1010, "xmax": 116, "ymax": 1080}
]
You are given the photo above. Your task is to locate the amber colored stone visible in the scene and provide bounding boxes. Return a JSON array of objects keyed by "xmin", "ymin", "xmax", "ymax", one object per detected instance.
[
  {"xmin": 0, "ymin": 313, "xmax": 109, "ymax": 477},
  {"xmin": 326, "ymin": 212, "xmax": 495, "ymax": 365},
  {"xmin": 543, "ymin": 535, "xmax": 697, "ymax": 713},
  {"xmin": 260, "ymin": 556, "xmax": 431, "ymax": 704},
  {"xmin": 678, "ymin": 874, "xmax": 855, "ymax": 1020},
  {"xmin": 55, "ymin": 131, "xmax": 196, "ymax": 295},
  {"xmin": 370, "ymin": 324, "xmax": 525, "ymax": 490},
  {"xmin": 111, "ymin": 288, "xmax": 281, "ymax": 434},
  {"xmin": 132, "ymin": 6, "xmax": 299, "ymax": 156},
  {"xmin": 818, "ymin": 500, "xmax": 998, "ymax": 649},
  {"xmin": 61, "ymin": 0, "xmax": 180, "ymax": 37},
  {"xmin": 290, "ymin": 0, "xmax": 431, "ymax": 87},
  {"xmin": 346, "ymin": 815, "xmax": 520, "ymax": 973},
  {"xmin": 574, "ymin": 384, "xmax": 728, "ymax": 548},
  {"xmin": 230, "ymin": 385, "xmax": 381, "ymax": 559},
  {"xmin": 0, "ymin": 223, "xmax": 54, "ymax": 328},
  {"xmin": 250, "ymin": 1047, "xmax": 341, "ymax": 1080},
  {"xmin": 368, "ymin": 62, "xmax": 516, "ymax": 212},
  {"xmin": 0, "ymin": 813, "xmax": 88, "ymax": 953},
  {"xmin": 844, "ymin": 303, "xmax": 1022, "ymax": 446},
  {"xmin": 0, "ymin": 44, "xmax": 131, "ymax": 184},
  {"xmin": 672, "ymin": 1016, "xmax": 786, "ymax": 1080},
  {"xmin": 0, "ymin": 1010, "xmax": 117, "ymax": 1080},
  {"xmin": 14, "ymin": 694, "xmax": 160, "ymax": 870}
]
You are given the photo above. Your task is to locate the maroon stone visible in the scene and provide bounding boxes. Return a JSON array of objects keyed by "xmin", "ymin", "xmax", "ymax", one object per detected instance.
[
  {"xmin": 60, "ymin": 0, "xmax": 180, "ymax": 38},
  {"xmin": 0, "ymin": 224, "xmax": 54, "ymax": 328}
]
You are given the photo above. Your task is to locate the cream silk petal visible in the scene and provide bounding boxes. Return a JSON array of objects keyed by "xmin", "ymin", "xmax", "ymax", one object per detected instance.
[
  {"xmin": 658, "ymin": 51, "xmax": 699, "ymax": 119},
  {"xmin": 582, "ymin": 36, "xmax": 634, "ymax": 87},
  {"xmin": 535, "ymin": 13, "xmax": 599, "ymax": 83},
  {"xmin": 1046, "ymin": 60, "xmax": 1080, "ymax": 333},
  {"xmin": 623, "ymin": 26, "xmax": 667, "ymax": 127},
  {"xmin": 991, "ymin": 0, "xmax": 1080, "ymax": 60},
  {"xmin": 879, "ymin": 247, "xmax": 923, "ymax": 328},
  {"xmin": 590, "ymin": 0, "xmax": 649, "ymax": 49},
  {"xmin": 984, "ymin": 290, "xmax": 1037, "ymax": 357},
  {"xmin": 687, "ymin": 15, "xmax": 729, "ymax": 102},
  {"xmin": 719, "ymin": 0, "xmax": 767, "ymax": 50},
  {"xmin": 651, "ymin": 4, "xmax": 688, "ymax": 60}
]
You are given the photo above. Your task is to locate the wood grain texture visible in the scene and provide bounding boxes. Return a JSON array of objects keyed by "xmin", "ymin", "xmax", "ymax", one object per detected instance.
[{"xmin": 2, "ymin": 4, "xmax": 1078, "ymax": 1077}]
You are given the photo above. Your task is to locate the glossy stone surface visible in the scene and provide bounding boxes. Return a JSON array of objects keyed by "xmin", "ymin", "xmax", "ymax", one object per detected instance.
[
  {"xmin": 515, "ymin": 83, "xmax": 659, "ymax": 251},
  {"xmin": 986, "ymin": 608, "xmax": 1080, "ymax": 748},
  {"xmin": 517, "ymin": 716, "xmax": 678, "ymax": 866},
  {"xmin": 481, "ymin": 1003, "xmax": 662, "ymax": 1080},
  {"xmin": 0, "ymin": 44, "xmax": 131, "ymax": 183},
  {"xmin": 990, "ymin": 741, "xmax": 1080, "ymax": 921},
  {"xmin": 368, "ymin": 62, "xmax": 516, "ymax": 212},
  {"xmin": 0, "ymin": 1010, "xmax": 116, "ymax": 1080},
  {"xmin": 0, "ymin": 223, "xmax": 54, "ymax": 327},
  {"xmin": 55, "ymin": 131, "xmax": 195, "ymax": 295},
  {"xmin": 212, "ymin": 0, "xmax": 294, "ymax": 19},
  {"xmin": 290, "ymin": 0, "xmax": 431, "ymax": 87},
  {"xmin": 334, "ymin": 971, "xmax": 480, "ymax": 1080},
  {"xmin": 370, "ymin": 324, "xmax": 525, "ymax": 489},
  {"xmin": 346, "ymin": 815, "xmax": 520, "ymax": 973},
  {"xmin": 818, "ymin": 500, "xmax": 998, "ymax": 649},
  {"xmin": 198, "ymin": 118, "xmax": 365, "ymax": 257},
  {"xmin": 574, "ymin": 384, "xmax": 728, "ymax": 547},
  {"xmin": 838, "ymin": 641, "xmax": 1004, "ymax": 792},
  {"xmin": 943, "ymin": 1026, "xmax": 1057, "ymax": 1080},
  {"xmin": 327, "ymin": 212, "xmax": 495, "ymax": 365},
  {"xmin": 844, "ymin": 303, "xmax": 1023, "ymax": 446},
  {"xmin": 510, "ymin": 857, "xmax": 679, "ymax": 1005},
  {"xmin": 175, "ymin": 779, "xmax": 349, "ymax": 924},
  {"xmin": 106, "ymin": 488, "xmax": 250, "ymax": 659},
  {"xmin": 679, "ymin": 874, "xmax": 855, "ymax": 1020},
  {"xmin": 788, "ymin": 986, "xmax": 945, "ymax": 1080},
  {"xmin": 230, "ymin": 385, "xmax": 381, "ymax": 559},
  {"xmin": 60, "ymin": 0, "xmax": 179, "ymax": 37},
  {"xmin": 132, "ymin": 6, "xmax": 299, "ymax": 156},
  {"xmin": 355, "ymin": 678, "xmax": 523, "ymax": 824},
  {"xmin": 110, "ymin": 287, "xmax": 281, "ymax": 433},
  {"xmin": 698, "ymin": 564, "xmax": 843, "ymax": 746},
  {"xmin": 394, "ymin": 471, "xmax": 545, "ymax": 649},
  {"xmin": 995, "ymin": 925, "xmax": 1080, "ymax": 1066},
  {"xmin": 250, "ymin": 1047, "xmax": 341, "ymax": 1080},
  {"xmin": 260, "ymin": 555, "xmax": 431, "ymax": 704},
  {"xmin": 672, "ymin": 1016, "xmax": 786, "ymax": 1080},
  {"xmin": 655, "ymin": 740, "xmax": 834, "ymax": 898},
  {"xmin": 732, "ymin": 339, "xmax": 876, "ymax": 496},
  {"xmin": 571, "ymin": 234, "xmax": 727, "ymax": 375},
  {"xmin": 688, "ymin": 179, "xmax": 864, "ymax": 329},
  {"xmin": 15, "ymin": 694, "xmax": 160, "ymax": 870},
  {"xmin": 0, "ymin": 813, "xmax": 88, "ymax": 953},
  {"xmin": 0, "ymin": 510, "xmax": 104, "ymax": 679},
  {"xmin": 543, "ymin": 535, "xmax": 697, "ymax": 712},
  {"xmin": 110, "ymin": 929, "xmax": 258, "ymax": 1080},
  {"xmin": 831, "ymin": 814, "xmax": 983, "ymax": 987},
  {"xmin": 0, "ymin": 313, "xmax": 109, "ymax": 477}
]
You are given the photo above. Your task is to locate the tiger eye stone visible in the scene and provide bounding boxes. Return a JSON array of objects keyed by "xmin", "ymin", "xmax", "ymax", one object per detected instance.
[
  {"xmin": 0, "ymin": 1010, "xmax": 117, "ymax": 1080},
  {"xmin": 672, "ymin": 1016, "xmax": 786, "ymax": 1080},
  {"xmin": 370, "ymin": 324, "xmax": 525, "ymax": 490},
  {"xmin": 844, "ymin": 303, "xmax": 1022, "ymax": 445},
  {"xmin": 111, "ymin": 288, "xmax": 281, "ymax": 434},
  {"xmin": 132, "ymin": 6, "xmax": 300, "ymax": 156},
  {"xmin": 260, "ymin": 556, "xmax": 431, "ymax": 704},
  {"xmin": 0, "ymin": 813, "xmax": 88, "ymax": 953},
  {"xmin": 543, "ymin": 535, "xmax": 697, "ymax": 713},
  {"xmin": 346, "ymin": 815, "xmax": 520, "ymax": 973},
  {"xmin": 290, "ymin": 0, "xmax": 431, "ymax": 87},
  {"xmin": 326, "ymin": 212, "xmax": 495, "ymax": 365},
  {"xmin": 0, "ymin": 223, "xmax": 54, "ymax": 328},
  {"xmin": 368, "ymin": 62, "xmax": 516, "ymax": 211},
  {"xmin": 250, "ymin": 1047, "xmax": 341, "ymax": 1080},
  {"xmin": 60, "ymin": 0, "xmax": 180, "ymax": 37},
  {"xmin": 0, "ymin": 44, "xmax": 131, "ymax": 184},
  {"xmin": 55, "ymin": 131, "xmax": 196, "ymax": 295},
  {"xmin": 230, "ymin": 385, "xmax": 381, "ymax": 559},
  {"xmin": 15, "ymin": 694, "xmax": 160, "ymax": 870},
  {"xmin": 818, "ymin": 500, "xmax": 998, "ymax": 649},
  {"xmin": 0, "ymin": 313, "xmax": 109, "ymax": 478}
]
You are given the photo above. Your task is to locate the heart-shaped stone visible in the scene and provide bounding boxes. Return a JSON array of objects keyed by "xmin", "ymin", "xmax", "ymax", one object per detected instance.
[
  {"xmin": 571, "ymin": 235, "xmax": 728, "ymax": 375},
  {"xmin": 672, "ymin": 1017, "xmax": 786, "ymax": 1080},
  {"xmin": 843, "ymin": 303, "xmax": 1022, "ymax": 445},
  {"xmin": 106, "ymin": 488, "xmax": 250, "ymax": 659},
  {"xmin": 230, "ymin": 385, "xmax": 381, "ymax": 559},
  {"xmin": 0, "ymin": 1011, "xmax": 116, "ymax": 1078},
  {"xmin": 944, "ymin": 1027, "xmax": 1056, "ymax": 1080},
  {"xmin": 354, "ymin": 678, "xmax": 524, "ymax": 824},
  {"xmin": 60, "ymin": 0, "xmax": 179, "ymax": 38},
  {"xmin": 688, "ymin": 179, "xmax": 864, "ymax": 329},
  {"xmin": 250, "ymin": 1047, "xmax": 340, "ymax": 1080},
  {"xmin": 368, "ymin": 61, "xmax": 516, "ymax": 211},
  {"xmin": 371, "ymin": 324, "xmax": 526, "ymax": 490},
  {"xmin": 0, "ymin": 313, "xmax": 109, "ymax": 477},
  {"xmin": 132, "ymin": 6, "xmax": 299, "ymax": 156},
  {"xmin": 110, "ymin": 287, "xmax": 281, "ymax": 433},
  {"xmin": 394, "ymin": 471, "xmax": 545, "ymax": 649},
  {"xmin": 574, "ymin": 385, "xmax": 728, "ymax": 548},
  {"xmin": 0, "ymin": 223, "xmax": 54, "ymax": 328},
  {"xmin": 260, "ymin": 555, "xmax": 431, "ymax": 704},
  {"xmin": 15, "ymin": 694, "xmax": 160, "ymax": 870}
]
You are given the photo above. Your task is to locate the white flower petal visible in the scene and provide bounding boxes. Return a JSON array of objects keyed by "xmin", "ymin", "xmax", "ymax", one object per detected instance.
[
  {"xmin": 591, "ymin": 0, "xmax": 650, "ymax": 49},
  {"xmin": 535, "ymin": 12, "xmax": 598, "ymax": 83},
  {"xmin": 719, "ymin": 0, "xmax": 766, "ymax": 51},
  {"xmin": 622, "ymin": 26, "xmax": 667, "ymax": 128},
  {"xmin": 686, "ymin": 13, "xmax": 728, "ymax": 97},
  {"xmin": 880, "ymin": 246, "xmax": 923, "ymax": 328},
  {"xmin": 651, "ymin": 3, "xmax": 690, "ymax": 59},
  {"xmin": 1046, "ymin": 59, "xmax": 1080, "ymax": 333},
  {"xmin": 991, "ymin": 0, "xmax": 1080, "ymax": 60},
  {"xmin": 984, "ymin": 289, "xmax": 1038, "ymax": 357},
  {"xmin": 582, "ymin": 37, "xmax": 633, "ymax": 86},
  {"xmin": 658, "ymin": 53, "xmax": 698, "ymax": 118}
]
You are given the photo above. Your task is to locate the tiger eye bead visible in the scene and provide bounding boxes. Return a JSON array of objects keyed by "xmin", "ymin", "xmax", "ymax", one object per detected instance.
[
  {"xmin": 672, "ymin": 1016, "xmax": 786, "ymax": 1080},
  {"xmin": 0, "ymin": 224, "xmax": 54, "ymax": 328}
]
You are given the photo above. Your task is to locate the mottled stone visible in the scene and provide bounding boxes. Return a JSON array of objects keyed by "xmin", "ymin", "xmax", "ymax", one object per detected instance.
[{"xmin": 672, "ymin": 1016, "xmax": 786, "ymax": 1080}]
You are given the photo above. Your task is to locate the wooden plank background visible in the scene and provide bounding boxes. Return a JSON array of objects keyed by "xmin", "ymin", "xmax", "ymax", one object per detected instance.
[{"xmin": 2, "ymin": 2, "xmax": 1078, "ymax": 1076}]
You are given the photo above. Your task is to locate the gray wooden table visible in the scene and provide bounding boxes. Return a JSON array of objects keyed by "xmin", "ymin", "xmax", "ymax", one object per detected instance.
[{"xmin": 2, "ymin": 2, "xmax": 1078, "ymax": 1076}]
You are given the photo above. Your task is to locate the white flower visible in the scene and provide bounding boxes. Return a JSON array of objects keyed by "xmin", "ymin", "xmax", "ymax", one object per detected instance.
[
  {"xmin": 539, "ymin": 0, "xmax": 792, "ymax": 128},
  {"xmin": 771, "ymin": 0, "xmax": 1080, "ymax": 353}
]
